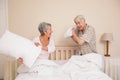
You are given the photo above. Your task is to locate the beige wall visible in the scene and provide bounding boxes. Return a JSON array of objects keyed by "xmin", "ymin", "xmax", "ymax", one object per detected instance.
[{"xmin": 8, "ymin": 0, "xmax": 120, "ymax": 57}]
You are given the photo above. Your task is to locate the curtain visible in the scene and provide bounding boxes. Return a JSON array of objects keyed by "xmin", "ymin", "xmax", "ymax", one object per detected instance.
[
  {"xmin": 0, "ymin": 0, "xmax": 8, "ymax": 79},
  {"xmin": 0, "ymin": 0, "xmax": 8, "ymax": 36}
]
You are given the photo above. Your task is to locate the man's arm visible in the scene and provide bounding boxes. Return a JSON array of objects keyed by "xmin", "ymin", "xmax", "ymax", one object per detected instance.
[{"xmin": 71, "ymin": 28, "xmax": 85, "ymax": 45}]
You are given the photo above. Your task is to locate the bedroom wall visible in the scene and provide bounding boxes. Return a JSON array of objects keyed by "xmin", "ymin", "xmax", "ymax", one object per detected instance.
[{"xmin": 8, "ymin": 0, "xmax": 120, "ymax": 57}]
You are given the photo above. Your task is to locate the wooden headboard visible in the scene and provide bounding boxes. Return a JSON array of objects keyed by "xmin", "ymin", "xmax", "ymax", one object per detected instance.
[{"xmin": 49, "ymin": 45, "xmax": 79, "ymax": 60}]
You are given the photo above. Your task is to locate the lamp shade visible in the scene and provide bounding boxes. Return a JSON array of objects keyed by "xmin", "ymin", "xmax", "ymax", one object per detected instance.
[{"xmin": 101, "ymin": 33, "xmax": 113, "ymax": 41}]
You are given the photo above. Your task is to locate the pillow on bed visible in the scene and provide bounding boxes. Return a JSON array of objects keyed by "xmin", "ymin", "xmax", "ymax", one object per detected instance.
[
  {"xmin": 0, "ymin": 30, "xmax": 41, "ymax": 68},
  {"xmin": 83, "ymin": 53, "xmax": 103, "ymax": 69}
]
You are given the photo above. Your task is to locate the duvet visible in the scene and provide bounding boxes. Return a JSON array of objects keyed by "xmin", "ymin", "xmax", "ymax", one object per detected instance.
[{"xmin": 15, "ymin": 53, "xmax": 112, "ymax": 80}]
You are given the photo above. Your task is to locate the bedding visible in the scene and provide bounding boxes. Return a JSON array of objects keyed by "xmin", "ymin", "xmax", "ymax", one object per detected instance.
[
  {"xmin": 16, "ymin": 60, "xmax": 69, "ymax": 80},
  {"xmin": 15, "ymin": 73, "xmax": 70, "ymax": 80},
  {"xmin": 15, "ymin": 53, "xmax": 112, "ymax": 80},
  {"xmin": 0, "ymin": 30, "xmax": 41, "ymax": 68},
  {"xmin": 17, "ymin": 60, "xmax": 68, "ymax": 74}
]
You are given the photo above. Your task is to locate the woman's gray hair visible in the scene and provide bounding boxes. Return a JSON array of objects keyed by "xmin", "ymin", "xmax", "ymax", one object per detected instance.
[
  {"xmin": 74, "ymin": 15, "xmax": 86, "ymax": 23},
  {"xmin": 38, "ymin": 22, "xmax": 51, "ymax": 36}
]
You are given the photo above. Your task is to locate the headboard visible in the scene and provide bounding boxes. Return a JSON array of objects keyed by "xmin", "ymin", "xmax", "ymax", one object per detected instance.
[
  {"xmin": 4, "ymin": 45, "xmax": 79, "ymax": 80},
  {"xmin": 49, "ymin": 45, "xmax": 79, "ymax": 60}
]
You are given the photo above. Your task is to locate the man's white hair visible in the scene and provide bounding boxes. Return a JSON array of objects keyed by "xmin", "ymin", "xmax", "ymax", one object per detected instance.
[{"xmin": 74, "ymin": 15, "xmax": 86, "ymax": 23}]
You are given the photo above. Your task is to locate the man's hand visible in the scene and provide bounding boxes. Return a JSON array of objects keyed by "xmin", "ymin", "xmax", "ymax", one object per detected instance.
[{"xmin": 71, "ymin": 28, "xmax": 85, "ymax": 45}]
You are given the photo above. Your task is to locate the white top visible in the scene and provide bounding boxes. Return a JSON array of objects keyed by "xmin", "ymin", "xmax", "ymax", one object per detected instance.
[{"xmin": 33, "ymin": 37, "xmax": 55, "ymax": 59}]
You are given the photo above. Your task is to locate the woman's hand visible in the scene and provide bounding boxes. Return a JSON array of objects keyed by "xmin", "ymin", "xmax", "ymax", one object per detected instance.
[
  {"xmin": 42, "ymin": 46, "xmax": 48, "ymax": 51},
  {"xmin": 17, "ymin": 57, "xmax": 23, "ymax": 63},
  {"xmin": 34, "ymin": 42, "xmax": 40, "ymax": 47}
]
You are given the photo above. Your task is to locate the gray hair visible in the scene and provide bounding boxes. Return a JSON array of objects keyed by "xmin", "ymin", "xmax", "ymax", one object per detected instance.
[
  {"xmin": 74, "ymin": 15, "xmax": 86, "ymax": 23},
  {"xmin": 38, "ymin": 22, "xmax": 51, "ymax": 36}
]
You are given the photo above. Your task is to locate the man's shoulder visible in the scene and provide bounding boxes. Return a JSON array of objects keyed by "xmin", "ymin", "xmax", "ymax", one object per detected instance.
[{"xmin": 87, "ymin": 25, "xmax": 95, "ymax": 30}]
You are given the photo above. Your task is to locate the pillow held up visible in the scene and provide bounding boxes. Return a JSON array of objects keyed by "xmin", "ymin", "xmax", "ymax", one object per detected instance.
[{"xmin": 0, "ymin": 30, "xmax": 41, "ymax": 68}]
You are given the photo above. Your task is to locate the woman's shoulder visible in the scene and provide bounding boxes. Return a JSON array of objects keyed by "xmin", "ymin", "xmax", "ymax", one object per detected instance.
[{"xmin": 49, "ymin": 35, "xmax": 54, "ymax": 40}]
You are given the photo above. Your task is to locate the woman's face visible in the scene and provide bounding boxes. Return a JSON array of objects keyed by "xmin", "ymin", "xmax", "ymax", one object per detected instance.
[{"xmin": 45, "ymin": 26, "xmax": 53, "ymax": 37}]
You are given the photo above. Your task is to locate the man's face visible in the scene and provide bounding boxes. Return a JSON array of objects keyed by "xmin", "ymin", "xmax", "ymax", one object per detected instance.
[{"xmin": 75, "ymin": 20, "xmax": 86, "ymax": 31}]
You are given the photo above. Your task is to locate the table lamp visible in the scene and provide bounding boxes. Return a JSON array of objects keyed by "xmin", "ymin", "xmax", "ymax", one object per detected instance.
[{"xmin": 101, "ymin": 33, "xmax": 113, "ymax": 56}]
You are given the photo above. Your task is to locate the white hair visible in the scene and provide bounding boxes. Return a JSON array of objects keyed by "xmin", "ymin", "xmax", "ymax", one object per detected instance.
[
  {"xmin": 74, "ymin": 15, "xmax": 86, "ymax": 23},
  {"xmin": 38, "ymin": 22, "xmax": 51, "ymax": 36}
]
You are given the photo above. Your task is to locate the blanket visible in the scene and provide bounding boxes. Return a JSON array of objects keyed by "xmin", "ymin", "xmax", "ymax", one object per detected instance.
[
  {"xmin": 16, "ymin": 53, "xmax": 112, "ymax": 80},
  {"xmin": 59, "ymin": 53, "xmax": 112, "ymax": 80}
]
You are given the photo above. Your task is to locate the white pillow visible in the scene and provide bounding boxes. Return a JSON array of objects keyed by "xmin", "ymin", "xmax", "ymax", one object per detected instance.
[
  {"xmin": 83, "ymin": 53, "xmax": 103, "ymax": 69},
  {"xmin": 64, "ymin": 26, "xmax": 73, "ymax": 38},
  {"xmin": 0, "ymin": 30, "xmax": 41, "ymax": 68},
  {"xmin": 64, "ymin": 26, "xmax": 77, "ymax": 38}
]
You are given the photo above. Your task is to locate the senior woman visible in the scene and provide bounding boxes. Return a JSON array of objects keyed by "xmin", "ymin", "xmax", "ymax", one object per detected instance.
[
  {"xmin": 33, "ymin": 22, "xmax": 55, "ymax": 59},
  {"xmin": 16, "ymin": 22, "xmax": 57, "ymax": 75},
  {"xmin": 17, "ymin": 22, "xmax": 55, "ymax": 62}
]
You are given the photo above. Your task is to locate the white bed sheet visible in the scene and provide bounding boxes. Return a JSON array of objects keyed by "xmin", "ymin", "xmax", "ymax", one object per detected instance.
[
  {"xmin": 16, "ymin": 60, "xmax": 69, "ymax": 80},
  {"xmin": 15, "ymin": 53, "xmax": 112, "ymax": 80},
  {"xmin": 15, "ymin": 73, "xmax": 70, "ymax": 80}
]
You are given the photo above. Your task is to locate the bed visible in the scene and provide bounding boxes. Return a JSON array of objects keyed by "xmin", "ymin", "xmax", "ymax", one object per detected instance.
[{"xmin": 4, "ymin": 45, "xmax": 113, "ymax": 80}]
